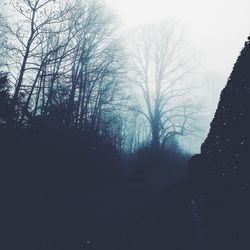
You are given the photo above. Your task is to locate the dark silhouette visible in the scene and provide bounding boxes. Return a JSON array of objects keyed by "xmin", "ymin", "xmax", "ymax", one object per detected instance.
[
  {"xmin": 190, "ymin": 36, "xmax": 250, "ymax": 192},
  {"xmin": 0, "ymin": 72, "xmax": 11, "ymax": 126},
  {"xmin": 189, "ymin": 36, "xmax": 250, "ymax": 250}
]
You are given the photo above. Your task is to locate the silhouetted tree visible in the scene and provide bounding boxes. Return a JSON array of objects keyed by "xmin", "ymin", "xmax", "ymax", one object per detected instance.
[
  {"xmin": 190, "ymin": 36, "xmax": 250, "ymax": 191},
  {"xmin": 64, "ymin": 0, "xmax": 125, "ymax": 132},
  {"xmin": 0, "ymin": 0, "xmax": 127, "ymax": 150},
  {"xmin": 2, "ymin": 0, "xmax": 74, "ymax": 125},
  {"xmin": 0, "ymin": 72, "xmax": 11, "ymax": 126}
]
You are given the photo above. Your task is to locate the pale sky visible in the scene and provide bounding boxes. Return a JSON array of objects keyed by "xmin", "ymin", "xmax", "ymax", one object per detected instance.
[
  {"xmin": 106, "ymin": 0, "xmax": 250, "ymax": 74},
  {"xmin": 105, "ymin": 0, "xmax": 250, "ymax": 153}
]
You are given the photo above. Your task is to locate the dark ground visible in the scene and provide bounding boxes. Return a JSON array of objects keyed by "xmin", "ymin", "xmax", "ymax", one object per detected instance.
[
  {"xmin": 1, "ymin": 168, "xmax": 249, "ymax": 250},
  {"xmin": 0, "ymin": 171, "xmax": 195, "ymax": 250}
]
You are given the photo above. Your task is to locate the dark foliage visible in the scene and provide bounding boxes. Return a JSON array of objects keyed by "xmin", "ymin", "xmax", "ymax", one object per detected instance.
[
  {"xmin": 0, "ymin": 72, "xmax": 11, "ymax": 126},
  {"xmin": 189, "ymin": 36, "xmax": 250, "ymax": 193},
  {"xmin": 0, "ymin": 70, "xmax": 125, "ymax": 191},
  {"xmin": 0, "ymin": 128, "xmax": 121, "ymax": 191},
  {"xmin": 0, "ymin": 68, "xmax": 188, "ymax": 192},
  {"xmin": 130, "ymin": 145, "xmax": 190, "ymax": 183}
]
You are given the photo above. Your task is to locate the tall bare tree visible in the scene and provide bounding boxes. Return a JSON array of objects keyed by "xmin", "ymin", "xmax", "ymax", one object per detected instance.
[{"xmin": 128, "ymin": 22, "xmax": 197, "ymax": 150}]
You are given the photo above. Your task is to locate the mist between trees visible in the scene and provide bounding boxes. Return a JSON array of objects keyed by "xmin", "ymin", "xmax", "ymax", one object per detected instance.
[{"xmin": 0, "ymin": 0, "xmax": 202, "ymax": 178}]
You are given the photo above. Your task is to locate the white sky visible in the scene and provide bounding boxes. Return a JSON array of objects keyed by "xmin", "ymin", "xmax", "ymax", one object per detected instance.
[
  {"xmin": 105, "ymin": 0, "xmax": 250, "ymax": 153},
  {"xmin": 106, "ymin": 0, "xmax": 250, "ymax": 74}
]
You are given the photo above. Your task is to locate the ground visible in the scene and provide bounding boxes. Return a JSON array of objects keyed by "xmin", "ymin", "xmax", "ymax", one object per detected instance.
[
  {"xmin": 1, "ymin": 166, "xmax": 247, "ymax": 250},
  {"xmin": 0, "ymin": 172, "xmax": 197, "ymax": 250}
]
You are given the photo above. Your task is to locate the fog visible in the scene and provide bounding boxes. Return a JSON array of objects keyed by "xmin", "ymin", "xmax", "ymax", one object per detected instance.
[
  {"xmin": 106, "ymin": 0, "xmax": 250, "ymax": 153},
  {"xmin": 2, "ymin": 0, "xmax": 250, "ymax": 153}
]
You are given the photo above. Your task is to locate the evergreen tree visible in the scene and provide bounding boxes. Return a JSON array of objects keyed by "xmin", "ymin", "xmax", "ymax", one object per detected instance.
[{"xmin": 190, "ymin": 37, "xmax": 250, "ymax": 190}]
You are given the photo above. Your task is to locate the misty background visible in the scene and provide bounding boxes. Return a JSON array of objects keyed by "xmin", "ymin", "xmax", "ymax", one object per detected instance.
[
  {"xmin": 106, "ymin": 0, "xmax": 250, "ymax": 153},
  {"xmin": 1, "ymin": 0, "xmax": 250, "ymax": 153}
]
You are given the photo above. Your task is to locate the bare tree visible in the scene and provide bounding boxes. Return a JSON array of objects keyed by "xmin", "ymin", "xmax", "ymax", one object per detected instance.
[
  {"xmin": 3, "ymin": 0, "xmax": 74, "ymax": 124},
  {"xmin": 128, "ymin": 22, "xmax": 197, "ymax": 150},
  {"xmin": 0, "ymin": 9, "xmax": 8, "ymax": 70},
  {"xmin": 65, "ymin": 0, "xmax": 125, "ymax": 132},
  {"xmin": 1, "ymin": 0, "xmax": 128, "ymax": 150}
]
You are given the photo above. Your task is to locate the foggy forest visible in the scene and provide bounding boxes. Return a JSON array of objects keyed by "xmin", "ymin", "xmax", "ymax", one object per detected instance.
[{"xmin": 1, "ymin": 0, "xmax": 250, "ymax": 250}]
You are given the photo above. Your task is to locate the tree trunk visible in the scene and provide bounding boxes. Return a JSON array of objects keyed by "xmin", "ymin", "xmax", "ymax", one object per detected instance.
[{"xmin": 151, "ymin": 120, "xmax": 160, "ymax": 150}]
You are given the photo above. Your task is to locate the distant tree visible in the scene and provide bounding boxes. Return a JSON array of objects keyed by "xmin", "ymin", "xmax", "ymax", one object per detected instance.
[{"xmin": 128, "ymin": 22, "xmax": 198, "ymax": 150}]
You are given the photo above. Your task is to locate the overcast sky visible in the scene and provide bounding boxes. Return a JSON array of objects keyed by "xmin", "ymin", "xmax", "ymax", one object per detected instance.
[
  {"xmin": 106, "ymin": 0, "xmax": 250, "ymax": 73},
  {"xmin": 105, "ymin": 0, "xmax": 250, "ymax": 153}
]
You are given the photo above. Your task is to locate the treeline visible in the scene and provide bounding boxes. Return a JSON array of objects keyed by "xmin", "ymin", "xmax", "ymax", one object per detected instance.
[
  {"xmin": 0, "ymin": 0, "xmax": 198, "ymax": 190},
  {"xmin": 0, "ymin": 0, "xmax": 131, "ymax": 190},
  {"xmin": 0, "ymin": 0, "xmax": 200, "ymax": 153},
  {"xmin": 0, "ymin": 0, "xmax": 127, "ymax": 151}
]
